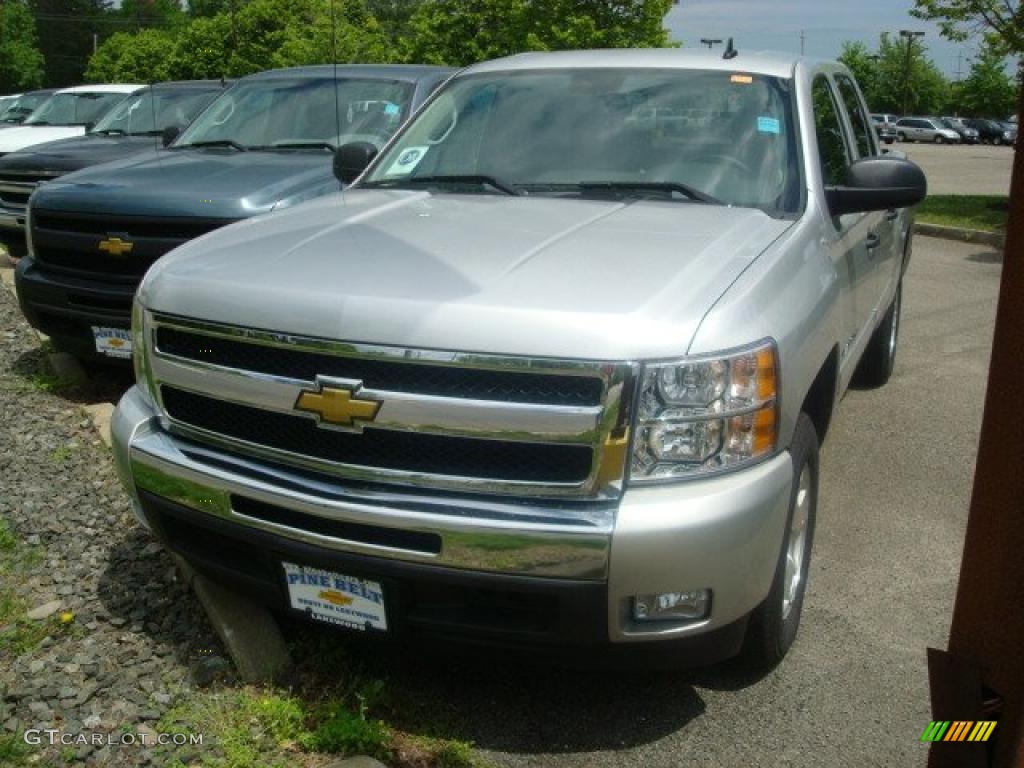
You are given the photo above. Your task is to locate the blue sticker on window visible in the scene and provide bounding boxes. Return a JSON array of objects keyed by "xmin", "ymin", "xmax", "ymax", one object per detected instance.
[
  {"xmin": 384, "ymin": 103, "xmax": 400, "ymax": 115},
  {"xmin": 757, "ymin": 116, "xmax": 781, "ymax": 134}
]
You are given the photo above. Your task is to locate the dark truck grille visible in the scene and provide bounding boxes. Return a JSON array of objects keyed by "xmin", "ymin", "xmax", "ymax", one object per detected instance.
[
  {"xmin": 31, "ymin": 210, "xmax": 234, "ymax": 283},
  {"xmin": 0, "ymin": 172, "xmax": 53, "ymax": 210},
  {"xmin": 161, "ymin": 387, "xmax": 594, "ymax": 484},
  {"xmin": 156, "ymin": 327, "xmax": 605, "ymax": 407}
]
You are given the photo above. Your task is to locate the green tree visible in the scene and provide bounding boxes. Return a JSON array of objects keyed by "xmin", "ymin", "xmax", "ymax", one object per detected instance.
[
  {"xmin": 401, "ymin": 0, "xmax": 675, "ymax": 67},
  {"xmin": 84, "ymin": 27, "xmax": 175, "ymax": 82},
  {"xmin": 120, "ymin": 0, "xmax": 186, "ymax": 29},
  {"xmin": 838, "ymin": 41, "xmax": 880, "ymax": 108},
  {"xmin": 911, "ymin": 0, "xmax": 1023, "ymax": 57},
  {"xmin": 0, "ymin": 0, "xmax": 45, "ymax": 91},
  {"xmin": 873, "ymin": 32, "xmax": 949, "ymax": 114},
  {"xmin": 87, "ymin": 0, "xmax": 391, "ymax": 82},
  {"xmin": 29, "ymin": 0, "xmax": 112, "ymax": 87},
  {"xmin": 958, "ymin": 43, "xmax": 1017, "ymax": 116}
]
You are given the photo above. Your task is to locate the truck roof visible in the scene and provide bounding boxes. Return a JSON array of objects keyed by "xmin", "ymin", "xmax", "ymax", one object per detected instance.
[
  {"xmin": 464, "ymin": 48, "xmax": 802, "ymax": 79},
  {"xmin": 241, "ymin": 64, "xmax": 457, "ymax": 82},
  {"xmin": 53, "ymin": 83, "xmax": 142, "ymax": 95}
]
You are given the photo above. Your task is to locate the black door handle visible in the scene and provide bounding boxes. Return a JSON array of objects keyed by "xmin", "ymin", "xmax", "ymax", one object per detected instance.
[
  {"xmin": 866, "ymin": 233, "xmax": 881, "ymax": 250},
  {"xmin": 886, "ymin": 209, "xmax": 899, "ymax": 221}
]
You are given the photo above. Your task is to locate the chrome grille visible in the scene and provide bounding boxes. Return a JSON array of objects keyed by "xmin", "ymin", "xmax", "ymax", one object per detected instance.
[{"xmin": 147, "ymin": 314, "xmax": 636, "ymax": 499}]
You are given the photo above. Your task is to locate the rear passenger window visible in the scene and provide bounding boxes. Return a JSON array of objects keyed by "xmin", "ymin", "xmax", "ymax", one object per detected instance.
[
  {"xmin": 811, "ymin": 76, "xmax": 850, "ymax": 187},
  {"xmin": 834, "ymin": 75, "xmax": 875, "ymax": 158}
]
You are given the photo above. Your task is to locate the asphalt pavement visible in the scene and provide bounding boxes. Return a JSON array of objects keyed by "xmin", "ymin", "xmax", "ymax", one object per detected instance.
[
  {"xmin": 901, "ymin": 142, "xmax": 1014, "ymax": 195},
  {"xmin": 367, "ymin": 235, "xmax": 1001, "ymax": 768}
]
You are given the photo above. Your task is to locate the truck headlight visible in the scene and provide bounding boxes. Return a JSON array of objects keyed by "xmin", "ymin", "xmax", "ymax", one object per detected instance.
[{"xmin": 630, "ymin": 340, "xmax": 778, "ymax": 482}]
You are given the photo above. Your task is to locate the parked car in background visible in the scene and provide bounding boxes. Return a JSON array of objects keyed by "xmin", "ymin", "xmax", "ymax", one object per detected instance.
[
  {"xmin": 0, "ymin": 84, "xmax": 141, "ymax": 156},
  {"xmin": 997, "ymin": 121, "xmax": 1017, "ymax": 146},
  {"xmin": 0, "ymin": 89, "xmax": 57, "ymax": 129},
  {"xmin": 15, "ymin": 65, "xmax": 453, "ymax": 362},
  {"xmin": 895, "ymin": 117, "xmax": 960, "ymax": 143},
  {"xmin": 110, "ymin": 50, "xmax": 926, "ymax": 668},
  {"xmin": 938, "ymin": 117, "xmax": 979, "ymax": 144},
  {"xmin": 870, "ymin": 113, "xmax": 897, "ymax": 144},
  {"xmin": 0, "ymin": 95, "xmax": 19, "ymax": 116},
  {"xmin": 964, "ymin": 118, "xmax": 1009, "ymax": 145},
  {"xmin": 0, "ymin": 81, "xmax": 228, "ymax": 258}
]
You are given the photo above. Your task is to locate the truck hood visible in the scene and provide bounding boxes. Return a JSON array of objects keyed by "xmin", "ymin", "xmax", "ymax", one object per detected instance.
[
  {"xmin": 142, "ymin": 190, "xmax": 793, "ymax": 361},
  {"xmin": 0, "ymin": 134, "xmax": 160, "ymax": 176},
  {"xmin": 0, "ymin": 125, "xmax": 86, "ymax": 154},
  {"xmin": 30, "ymin": 148, "xmax": 339, "ymax": 220}
]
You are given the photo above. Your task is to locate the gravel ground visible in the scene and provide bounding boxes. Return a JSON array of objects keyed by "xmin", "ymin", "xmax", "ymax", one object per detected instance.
[{"xmin": 0, "ymin": 285, "xmax": 232, "ymax": 766}]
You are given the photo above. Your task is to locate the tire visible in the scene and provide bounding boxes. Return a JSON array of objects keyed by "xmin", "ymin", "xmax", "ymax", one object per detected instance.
[
  {"xmin": 740, "ymin": 413, "xmax": 819, "ymax": 671},
  {"xmin": 934, "ymin": 135, "xmax": 944, "ymax": 144},
  {"xmin": 993, "ymin": 137, "xmax": 1002, "ymax": 146},
  {"xmin": 897, "ymin": 132, "xmax": 907, "ymax": 142},
  {"xmin": 852, "ymin": 280, "xmax": 902, "ymax": 389},
  {"xmin": 884, "ymin": 138, "xmax": 895, "ymax": 145}
]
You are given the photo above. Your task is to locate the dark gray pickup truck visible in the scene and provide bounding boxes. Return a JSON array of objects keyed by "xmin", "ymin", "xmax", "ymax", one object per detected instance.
[
  {"xmin": 15, "ymin": 64, "xmax": 453, "ymax": 362},
  {"xmin": 0, "ymin": 80, "xmax": 227, "ymax": 258}
]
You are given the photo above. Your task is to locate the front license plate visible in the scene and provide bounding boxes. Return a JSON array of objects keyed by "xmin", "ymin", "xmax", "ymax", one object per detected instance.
[
  {"xmin": 91, "ymin": 326, "xmax": 132, "ymax": 359},
  {"xmin": 282, "ymin": 562, "xmax": 387, "ymax": 632}
]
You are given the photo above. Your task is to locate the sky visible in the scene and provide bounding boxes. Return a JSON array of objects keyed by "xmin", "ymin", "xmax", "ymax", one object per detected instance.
[{"xmin": 664, "ymin": 0, "xmax": 998, "ymax": 80}]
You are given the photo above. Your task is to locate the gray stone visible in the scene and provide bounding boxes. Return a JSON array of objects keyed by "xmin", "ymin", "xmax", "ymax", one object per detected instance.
[
  {"xmin": 26, "ymin": 600, "xmax": 62, "ymax": 620},
  {"xmin": 174, "ymin": 555, "xmax": 291, "ymax": 684},
  {"xmin": 323, "ymin": 758, "xmax": 389, "ymax": 768}
]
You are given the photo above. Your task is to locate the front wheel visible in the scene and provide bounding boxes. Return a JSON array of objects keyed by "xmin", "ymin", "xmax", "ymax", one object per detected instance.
[
  {"xmin": 993, "ymin": 137, "xmax": 1002, "ymax": 146},
  {"xmin": 934, "ymin": 135, "xmax": 945, "ymax": 144},
  {"xmin": 897, "ymin": 132, "xmax": 908, "ymax": 142},
  {"xmin": 740, "ymin": 413, "xmax": 819, "ymax": 671}
]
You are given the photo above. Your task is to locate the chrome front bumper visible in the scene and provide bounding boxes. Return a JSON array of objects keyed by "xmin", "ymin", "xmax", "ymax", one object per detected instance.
[{"xmin": 113, "ymin": 385, "xmax": 793, "ymax": 643}]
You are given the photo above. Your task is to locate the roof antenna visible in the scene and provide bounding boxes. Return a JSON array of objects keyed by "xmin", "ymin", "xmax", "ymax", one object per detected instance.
[
  {"xmin": 723, "ymin": 38, "xmax": 738, "ymax": 60},
  {"xmin": 330, "ymin": 0, "xmax": 341, "ymax": 154}
]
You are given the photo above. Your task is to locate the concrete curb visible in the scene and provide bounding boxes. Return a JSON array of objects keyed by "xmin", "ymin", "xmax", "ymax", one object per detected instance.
[
  {"xmin": 172, "ymin": 554, "xmax": 292, "ymax": 684},
  {"xmin": 914, "ymin": 222, "xmax": 1005, "ymax": 249}
]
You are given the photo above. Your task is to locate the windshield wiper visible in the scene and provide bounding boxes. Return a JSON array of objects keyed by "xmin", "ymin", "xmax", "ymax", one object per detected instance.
[
  {"xmin": 127, "ymin": 129, "xmax": 164, "ymax": 137},
  {"xmin": 253, "ymin": 141, "xmax": 335, "ymax": 152},
  {"xmin": 365, "ymin": 174, "xmax": 520, "ymax": 196},
  {"xmin": 25, "ymin": 120, "xmax": 50, "ymax": 126},
  {"xmin": 173, "ymin": 139, "xmax": 247, "ymax": 152},
  {"xmin": 91, "ymin": 128, "xmax": 126, "ymax": 136},
  {"xmin": 576, "ymin": 181, "xmax": 722, "ymax": 205}
]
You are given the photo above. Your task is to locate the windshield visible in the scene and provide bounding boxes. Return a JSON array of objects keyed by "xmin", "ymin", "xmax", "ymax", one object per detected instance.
[
  {"xmin": 0, "ymin": 92, "xmax": 51, "ymax": 124},
  {"xmin": 174, "ymin": 77, "xmax": 415, "ymax": 151},
  {"xmin": 362, "ymin": 69, "xmax": 801, "ymax": 214},
  {"xmin": 24, "ymin": 92, "xmax": 131, "ymax": 127},
  {"xmin": 91, "ymin": 87, "xmax": 221, "ymax": 136}
]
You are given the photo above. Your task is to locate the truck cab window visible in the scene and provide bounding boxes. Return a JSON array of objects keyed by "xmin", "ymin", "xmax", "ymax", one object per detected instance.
[
  {"xmin": 811, "ymin": 75, "xmax": 850, "ymax": 187},
  {"xmin": 834, "ymin": 74, "xmax": 875, "ymax": 158}
]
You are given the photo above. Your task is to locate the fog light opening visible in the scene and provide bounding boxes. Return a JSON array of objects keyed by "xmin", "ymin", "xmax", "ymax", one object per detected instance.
[{"xmin": 633, "ymin": 589, "xmax": 711, "ymax": 622}]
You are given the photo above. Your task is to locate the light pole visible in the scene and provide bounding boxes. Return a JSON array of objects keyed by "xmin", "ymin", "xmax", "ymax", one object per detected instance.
[
  {"xmin": 700, "ymin": 38, "xmax": 723, "ymax": 50},
  {"xmin": 900, "ymin": 29, "xmax": 926, "ymax": 116}
]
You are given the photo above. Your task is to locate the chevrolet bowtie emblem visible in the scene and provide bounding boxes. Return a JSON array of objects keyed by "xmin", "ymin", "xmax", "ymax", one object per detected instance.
[
  {"xmin": 98, "ymin": 236, "xmax": 134, "ymax": 257},
  {"xmin": 294, "ymin": 379, "xmax": 381, "ymax": 432}
]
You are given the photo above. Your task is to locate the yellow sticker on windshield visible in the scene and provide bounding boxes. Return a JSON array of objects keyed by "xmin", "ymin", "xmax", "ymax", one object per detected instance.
[{"xmin": 731, "ymin": 74, "xmax": 754, "ymax": 84}]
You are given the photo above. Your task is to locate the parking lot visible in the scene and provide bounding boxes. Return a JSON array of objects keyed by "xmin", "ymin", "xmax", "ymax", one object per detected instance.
[
  {"xmin": 899, "ymin": 142, "xmax": 1014, "ymax": 195},
  {"xmin": 0, "ymin": 231, "xmax": 1001, "ymax": 766}
]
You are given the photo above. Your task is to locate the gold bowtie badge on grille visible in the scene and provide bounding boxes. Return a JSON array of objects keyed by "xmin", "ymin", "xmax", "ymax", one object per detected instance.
[{"xmin": 294, "ymin": 380, "xmax": 381, "ymax": 432}]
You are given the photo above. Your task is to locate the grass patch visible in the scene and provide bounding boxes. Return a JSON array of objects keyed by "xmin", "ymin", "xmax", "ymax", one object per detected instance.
[
  {"xmin": 0, "ymin": 515, "xmax": 73, "ymax": 656},
  {"xmin": 917, "ymin": 195, "xmax": 1009, "ymax": 233},
  {"xmin": 156, "ymin": 679, "xmax": 486, "ymax": 768},
  {"xmin": 0, "ymin": 733, "xmax": 31, "ymax": 765}
]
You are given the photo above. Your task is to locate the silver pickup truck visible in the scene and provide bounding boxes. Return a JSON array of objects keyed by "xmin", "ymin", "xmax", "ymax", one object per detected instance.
[{"xmin": 111, "ymin": 49, "xmax": 925, "ymax": 668}]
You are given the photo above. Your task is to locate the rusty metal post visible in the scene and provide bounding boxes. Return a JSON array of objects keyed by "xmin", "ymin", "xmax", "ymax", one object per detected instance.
[{"xmin": 928, "ymin": 85, "xmax": 1024, "ymax": 768}]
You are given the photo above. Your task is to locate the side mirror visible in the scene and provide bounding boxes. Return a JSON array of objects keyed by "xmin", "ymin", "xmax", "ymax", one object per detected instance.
[
  {"xmin": 161, "ymin": 125, "xmax": 182, "ymax": 148},
  {"xmin": 826, "ymin": 156, "xmax": 927, "ymax": 217},
  {"xmin": 83, "ymin": 122, "xmax": 96, "ymax": 133},
  {"xmin": 334, "ymin": 142, "xmax": 378, "ymax": 184}
]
